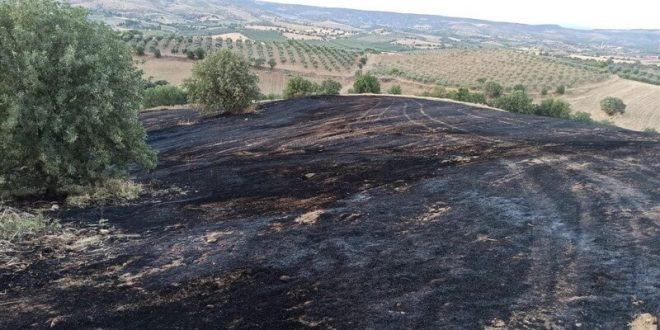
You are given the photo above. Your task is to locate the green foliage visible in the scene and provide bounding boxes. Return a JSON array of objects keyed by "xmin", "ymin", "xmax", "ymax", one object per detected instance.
[
  {"xmin": 643, "ymin": 128, "xmax": 658, "ymax": 135},
  {"xmin": 253, "ymin": 58, "xmax": 266, "ymax": 68},
  {"xmin": 483, "ymin": 81, "xmax": 503, "ymax": 98},
  {"xmin": 388, "ymin": 85, "xmax": 402, "ymax": 95},
  {"xmin": 555, "ymin": 85, "xmax": 566, "ymax": 95},
  {"xmin": 493, "ymin": 91, "xmax": 534, "ymax": 114},
  {"xmin": 541, "ymin": 87, "xmax": 548, "ymax": 96},
  {"xmin": 268, "ymin": 58, "xmax": 277, "ymax": 69},
  {"xmin": 319, "ymin": 79, "xmax": 342, "ymax": 95},
  {"xmin": 535, "ymin": 99, "xmax": 572, "ymax": 119},
  {"xmin": 0, "ymin": 0, "xmax": 156, "ymax": 196},
  {"xmin": 143, "ymin": 85, "xmax": 188, "ymax": 108},
  {"xmin": 153, "ymin": 48, "xmax": 161, "ymax": 58},
  {"xmin": 283, "ymin": 76, "xmax": 318, "ymax": 99},
  {"xmin": 194, "ymin": 48, "xmax": 206, "ymax": 60},
  {"xmin": 184, "ymin": 49, "xmax": 260, "ymax": 114},
  {"xmin": 571, "ymin": 111, "xmax": 595, "ymax": 124},
  {"xmin": 136, "ymin": 45, "xmax": 145, "ymax": 56},
  {"xmin": 0, "ymin": 206, "xmax": 60, "ymax": 241},
  {"xmin": 600, "ymin": 97, "xmax": 626, "ymax": 116},
  {"xmin": 65, "ymin": 179, "xmax": 143, "ymax": 207},
  {"xmin": 513, "ymin": 84, "xmax": 526, "ymax": 93},
  {"xmin": 186, "ymin": 49, "xmax": 195, "ymax": 59},
  {"xmin": 353, "ymin": 73, "xmax": 381, "ymax": 94}
]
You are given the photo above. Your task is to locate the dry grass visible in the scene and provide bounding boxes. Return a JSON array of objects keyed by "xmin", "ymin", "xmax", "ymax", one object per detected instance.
[
  {"xmin": 557, "ymin": 77, "xmax": 660, "ymax": 131},
  {"xmin": 65, "ymin": 179, "xmax": 144, "ymax": 208},
  {"xmin": 0, "ymin": 206, "xmax": 60, "ymax": 242}
]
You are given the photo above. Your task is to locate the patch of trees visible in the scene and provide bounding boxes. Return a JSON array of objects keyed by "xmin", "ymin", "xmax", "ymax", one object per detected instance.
[{"xmin": 283, "ymin": 77, "xmax": 342, "ymax": 99}]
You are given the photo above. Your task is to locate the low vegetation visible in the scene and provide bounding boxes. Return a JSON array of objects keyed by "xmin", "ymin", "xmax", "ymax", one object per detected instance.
[
  {"xmin": 0, "ymin": 206, "xmax": 60, "ymax": 242},
  {"xmin": 0, "ymin": 0, "xmax": 156, "ymax": 197},
  {"xmin": 388, "ymin": 85, "xmax": 402, "ymax": 95},
  {"xmin": 600, "ymin": 97, "xmax": 626, "ymax": 116},
  {"xmin": 65, "ymin": 179, "xmax": 144, "ymax": 207},
  {"xmin": 143, "ymin": 84, "xmax": 188, "ymax": 108},
  {"xmin": 184, "ymin": 49, "xmax": 260, "ymax": 114}
]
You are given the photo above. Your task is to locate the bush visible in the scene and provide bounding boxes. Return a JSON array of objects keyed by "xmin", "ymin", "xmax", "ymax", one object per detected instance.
[
  {"xmin": 493, "ymin": 91, "xmax": 534, "ymax": 114},
  {"xmin": 143, "ymin": 85, "xmax": 188, "ymax": 108},
  {"xmin": 388, "ymin": 85, "xmax": 402, "ymax": 95},
  {"xmin": 483, "ymin": 81, "xmax": 503, "ymax": 98},
  {"xmin": 353, "ymin": 73, "xmax": 381, "ymax": 94},
  {"xmin": 643, "ymin": 128, "xmax": 658, "ymax": 135},
  {"xmin": 555, "ymin": 85, "xmax": 566, "ymax": 95},
  {"xmin": 600, "ymin": 97, "xmax": 626, "ymax": 116},
  {"xmin": 268, "ymin": 58, "xmax": 277, "ymax": 69},
  {"xmin": 319, "ymin": 79, "xmax": 342, "ymax": 95},
  {"xmin": 184, "ymin": 49, "xmax": 260, "ymax": 114},
  {"xmin": 541, "ymin": 88, "xmax": 548, "ymax": 96},
  {"xmin": 535, "ymin": 99, "xmax": 572, "ymax": 119},
  {"xmin": 572, "ymin": 111, "xmax": 595, "ymax": 124},
  {"xmin": 284, "ymin": 76, "xmax": 318, "ymax": 99},
  {"xmin": 0, "ymin": 206, "xmax": 60, "ymax": 241},
  {"xmin": 186, "ymin": 49, "xmax": 195, "ymax": 59},
  {"xmin": 194, "ymin": 48, "xmax": 206, "ymax": 60},
  {"xmin": 0, "ymin": 0, "xmax": 156, "ymax": 196},
  {"xmin": 153, "ymin": 48, "xmax": 161, "ymax": 58},
  {"xmin": 513, "ymin": 84, "xmax": 526, "ymax": 93},
  {"xmin": 136, "ymin": 45, "xmax": 145, "ymax": 56}
]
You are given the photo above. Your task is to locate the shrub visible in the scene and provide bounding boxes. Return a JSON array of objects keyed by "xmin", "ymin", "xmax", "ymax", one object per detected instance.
[
  {"xmin": 484, "ymin": 81, "xmax": 503, "ymax": 98},
  {"xmin": 0, "ymin": 206, "xmax": 60, "ymax": 241},
  {"xmin": 268, "ymin": 58, "xmax": 277, "ymax": 69},
  {"xmin": 153, "ymin": 48, "xmax": 161, "ymax": 58},
  {"xmin": 600, "ymin": 97, "xmax": 626, "ymax": 116},
  {"xmin": 143, "ymin": 85, "xmax": 188, "ymax": 108},
  {"xmin": 184, "ymin": 49, "xmax": 260, "ymax": 114},
  {"xmin": 513, "ymin": 84, "xmax": 526, "ymax": 93},
  {"xmin": 493, "ymin": 91, "xmax": 534, "ymax": 114},
  {"xmin": 541, "ymin": 87, "xmax": 548, "ymax": 96},
  {"xmin": 320, "ymin": 79, "xmax": 342, "ymax": 95},
  {"xmin": 353, "ymin": 73, "xmax": 381, "ymax": 94},
  {"xmin": 0, "ymin": 0, "xmax": 156, "ymax": 196},
  {"xmin": 643, "ymin": 128, "xmax": 658, "ymax": 135},
  {"xmin": 572, "ymin": 111, "xmax": 595, "ymax": 124},
  {"xmin": 555, "ymin": 85, "xmax": 566, "ymax": 95},
  {"xmin": 535, "ymin": 99, "xmax": 572, "ymax": 119},
  {"xmin": 194, "ymin": 48, "xmax": 206, "ymax": 60},
  {"xmin": 284, "ymin": 76, "xmax": 318, "ymax": 99},
  {"xmin": 136, "ymin": 45, "xmax": 145, "ymax": 56},
  {"xmin": 186, "ymin": 50, "xmax": 195, "ymax": 59},
  {"xmin": 388, "ymin": 85, "xmax": 402, "ymax": 95}
]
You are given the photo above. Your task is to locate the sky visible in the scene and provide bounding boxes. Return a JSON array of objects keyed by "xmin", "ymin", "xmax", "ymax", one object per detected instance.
[{"xmin": 264, "ymin": 0, "xmax": 660, "ymax": 30}]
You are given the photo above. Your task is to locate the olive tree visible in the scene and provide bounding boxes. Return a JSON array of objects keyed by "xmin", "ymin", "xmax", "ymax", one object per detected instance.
[
  {"xmin": 184, "ymin": 49, "xmax": 260, "ymax": 114},
  {"xmin": 600, "ymin": 97, "xmax": 626, "ymax": 116},
  {"xmin": 353, "ymin": 73, "xmax": 381, "ymax": 94},
  {"xmin": 0, "ymin": 0, "xmax": 156, "ymax": 196}
]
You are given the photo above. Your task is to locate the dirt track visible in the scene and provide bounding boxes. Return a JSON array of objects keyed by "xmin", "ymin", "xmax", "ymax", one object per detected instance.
[{"xmin": 2, "ymin": 96, "xmax": 659, "ymax": 329}]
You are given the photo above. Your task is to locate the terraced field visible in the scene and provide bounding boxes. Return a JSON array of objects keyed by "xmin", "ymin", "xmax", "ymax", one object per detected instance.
[
  {"xmin": 371, "ymin": 49, "xmax": 610, "ymax": 91},
  {"xmin": 2, "ymin": 96, "xmax": 657, "ymax": 329}
]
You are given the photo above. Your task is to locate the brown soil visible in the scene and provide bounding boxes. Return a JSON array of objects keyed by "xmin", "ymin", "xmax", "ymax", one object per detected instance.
[{"xmin": 1, "ymin": 96, "xmax": 658, "ymax": 329}]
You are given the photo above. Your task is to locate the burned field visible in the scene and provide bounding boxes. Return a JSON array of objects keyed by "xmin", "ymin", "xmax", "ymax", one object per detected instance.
[{"xmin": 2, "ymin": 96, "xmax": 659, "ymax": 329}]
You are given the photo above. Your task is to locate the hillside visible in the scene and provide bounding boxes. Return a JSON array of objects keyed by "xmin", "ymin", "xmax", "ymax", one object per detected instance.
[
  {"xmin": 2, "ymin": 96, "xmax": 658, "ymax": 328},
  {"xmin": 69, "ymin": 0, "xmax": 660, "ymax": 56},
  {"xmin": 559, "ymin": 77, "xmax": 660, "ymax": 131}
]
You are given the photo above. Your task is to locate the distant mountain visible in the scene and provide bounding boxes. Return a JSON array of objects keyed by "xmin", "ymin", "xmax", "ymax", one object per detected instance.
[{"xmin": 69, "ymin": 0, "xmax": 660, "ymax": 55}]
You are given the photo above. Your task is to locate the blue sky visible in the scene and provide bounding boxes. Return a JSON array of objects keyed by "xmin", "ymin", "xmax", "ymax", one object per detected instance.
[{"xmin": 265, "ymin": 0, "xmax": 660, "ymax": 29}]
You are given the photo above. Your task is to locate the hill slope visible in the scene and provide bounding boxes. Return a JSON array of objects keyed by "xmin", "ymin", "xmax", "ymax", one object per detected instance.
[{"xmin": 2, "ymin": 96, "xmax": 658, "ymax": 328}]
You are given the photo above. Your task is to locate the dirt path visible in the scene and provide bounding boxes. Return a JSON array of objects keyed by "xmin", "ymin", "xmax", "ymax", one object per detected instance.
[{"xmin": 2, "ymin": 96, "xmax": 658, "ymax": 329}]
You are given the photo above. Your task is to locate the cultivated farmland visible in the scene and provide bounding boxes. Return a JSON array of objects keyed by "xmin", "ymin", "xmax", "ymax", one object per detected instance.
[{"xmin": 370, "ymin": 49, "xmax": 610, "ymax": 91}]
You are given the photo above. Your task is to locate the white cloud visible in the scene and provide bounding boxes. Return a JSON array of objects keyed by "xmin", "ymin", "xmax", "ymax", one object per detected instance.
[{"xmin": 264, "ymin": 0, "xmax": 660, "ymax": 29}]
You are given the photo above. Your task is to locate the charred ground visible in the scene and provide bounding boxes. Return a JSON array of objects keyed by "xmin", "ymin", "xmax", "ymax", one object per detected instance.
[{"xmin": 1, "ymin": 96, "xmax": 659, "ymax": 329}]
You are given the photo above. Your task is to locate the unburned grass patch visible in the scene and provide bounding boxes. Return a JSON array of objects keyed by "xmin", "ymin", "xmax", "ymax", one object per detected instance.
[{"xmin": 0, "ymin": 206, "xmax": 61, "ymax": 242}]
